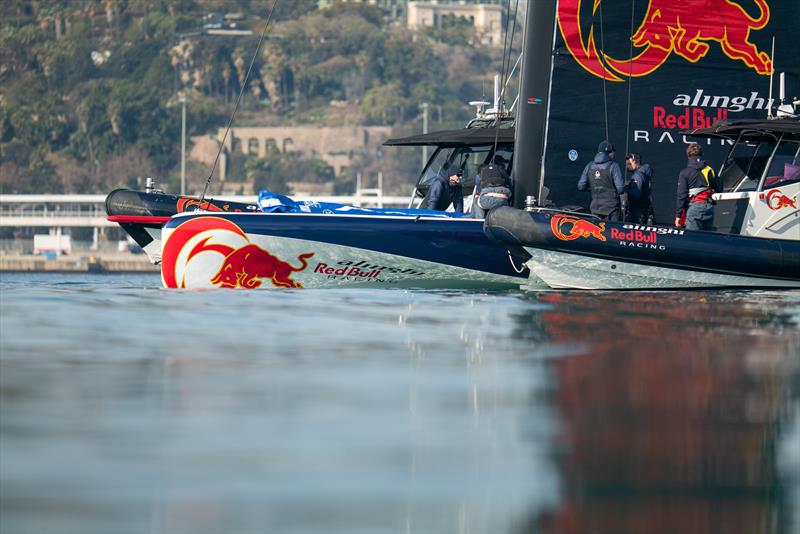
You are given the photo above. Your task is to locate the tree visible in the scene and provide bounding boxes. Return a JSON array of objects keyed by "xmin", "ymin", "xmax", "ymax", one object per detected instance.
[
  {"xmin": 361, "ymin": 83, "xmax": 406, "ymax": 125},
  {"xmin": 0, "ymin": 1, "xmax": 508, "ymax": 195}
]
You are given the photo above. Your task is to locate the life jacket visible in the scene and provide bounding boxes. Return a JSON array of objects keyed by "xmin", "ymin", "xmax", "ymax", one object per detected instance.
[
  {"xmin": 689, "ymin": 166, "xmax": 716, "ymax": 203},
  {"xmin": 588, "ymin": 163, "xmax": 621, "ymax": 216},
  {"xmin": 480, "ymin": 164, "xmax": 508, "ymax": 188}
]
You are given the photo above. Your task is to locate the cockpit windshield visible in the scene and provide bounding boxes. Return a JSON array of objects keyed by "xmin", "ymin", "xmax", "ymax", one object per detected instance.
[
  {"xmin": 763, "ymin": 138, "xmax": 800, "ymax": 189},
  {"xmin": 415, "ymin": 144, "xmax": 513, "ymax": 197},
  {"xmin": 718, "ymin": 137, "xmax": 764, "ymax": 192},
  {"xmin": 719, "ymin": 133, "xmax": 800, "ymax": 192}
]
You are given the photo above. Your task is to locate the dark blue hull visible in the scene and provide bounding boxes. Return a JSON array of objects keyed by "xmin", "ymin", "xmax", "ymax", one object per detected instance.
[
  {"xmin": 161, "ymin": 212, "xmax": 530, "ymax": 289},
  {"xmin": 484, "ymin": 207, "xmax": 800, "ymax": 288}
]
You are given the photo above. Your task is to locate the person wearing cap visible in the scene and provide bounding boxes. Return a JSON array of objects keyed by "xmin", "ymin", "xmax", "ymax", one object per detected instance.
[
  {"xmin": 577, "ymin": 140, "xmax": 626, "ymax": 221},
  {"xmin": 422, "ymin": 165, "xmax": 464, "ymax": 212},
  {"xmin": 624, "ymin": 152, "xmax": 655, "ymax": 224},
  {"xmin": 675, "ymin": 142, "xmax": 718, "ymax": 230}
]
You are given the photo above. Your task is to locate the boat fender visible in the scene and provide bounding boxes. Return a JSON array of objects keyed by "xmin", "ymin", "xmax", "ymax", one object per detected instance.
[{"xmin": 485, "ymin": 206, "xmax": 548, "ymax": 248}]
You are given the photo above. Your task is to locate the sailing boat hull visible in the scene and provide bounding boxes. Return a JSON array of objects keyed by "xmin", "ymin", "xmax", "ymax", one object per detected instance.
[
  {"xmin": 105, "ymin": 189, "xmax": 259, "ymax": 263},
  {"xmin": 485, "ymin": 207, "xmax": 800, "ymax": 289},
  {"xmin": 161, "ymin": 212, "xmax": 532, "ymax": 289}
]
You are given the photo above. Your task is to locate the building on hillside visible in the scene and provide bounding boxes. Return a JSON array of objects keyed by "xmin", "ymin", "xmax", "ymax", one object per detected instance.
[
  {"xmin": 190, "ymin": 126, "xmax": 393, "ymax": 182},
  {"xmin": 317, "ymin": 0, "xmax": 405, "ymax": 20},
  {"xmin": 407, "ymin": 1, "xmax": 503, "ymax": 46},
  {"xmin": 317, "ymin": 0, "xmax": 505, "ymax": 29}
]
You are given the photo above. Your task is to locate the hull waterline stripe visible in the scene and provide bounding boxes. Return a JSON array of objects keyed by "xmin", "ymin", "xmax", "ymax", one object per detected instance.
[
  {"xmin": 525, "ymin": 247, "xmax": 800, "ymax": 288},
  {"xmin": 541, "ymin": 246, "xmax": 800, "ymax": 283}
]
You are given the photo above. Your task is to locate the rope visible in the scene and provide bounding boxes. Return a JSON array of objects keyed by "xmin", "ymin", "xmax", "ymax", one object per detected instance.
[
  {"xmin": 507, "ymin": 251, "xmax": 527, "ymax": 274},
  {"xmin": 624, "ymin": 0, "xmax": 636, "ymax": 159},
  {"xmin": 199, "ymin": 0, "xmax": 279, "ymax": 206}
]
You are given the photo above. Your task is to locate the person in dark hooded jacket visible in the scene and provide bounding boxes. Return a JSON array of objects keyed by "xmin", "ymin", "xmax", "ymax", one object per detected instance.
[
  {"xmin": 624, "ymin": 152, "xmax": 654, "ymax": 224},
  {"xmin": 577, "ymin": 140, "xmax": 626, "ymax": 221},
  {"xmin": 675, "ymin": 142, "xmax": 718, "ymax": 230},
  {"xmin": 423, "ymin": 166, "xmax": 464, "ymax": 212}
]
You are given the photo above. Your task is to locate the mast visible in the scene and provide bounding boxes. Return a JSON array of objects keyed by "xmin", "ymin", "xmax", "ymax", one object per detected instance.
[{"xmin": 511, "ymin": 0, "xmax": 558, "ymax": 208}]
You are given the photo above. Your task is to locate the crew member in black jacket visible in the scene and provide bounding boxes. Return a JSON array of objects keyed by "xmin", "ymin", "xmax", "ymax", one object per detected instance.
[
  {"xmin": 423, "ymin": 165, "xmax": 464, "ymax": 212},
  {"xmin": 578, "ymin": 141, "xmax": 626, "ymax": 221},
  {"xmin": 624, "ymin": 152, "xmax": 654, "ymax": 224},
  {"xmin": 675, "ymin": 143, "xmax": 718, "ymax": 230}
]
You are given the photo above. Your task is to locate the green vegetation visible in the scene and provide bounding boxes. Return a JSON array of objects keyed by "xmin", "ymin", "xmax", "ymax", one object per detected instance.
[{"xmin": 0, "ymin": 1, "xmax": 511, "ymax": 195}]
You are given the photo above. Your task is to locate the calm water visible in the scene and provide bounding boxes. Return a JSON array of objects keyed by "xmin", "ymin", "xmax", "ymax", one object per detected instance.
[{"xmin": 1, "ymin": 273, "xmax": 798, "ymax": 534}]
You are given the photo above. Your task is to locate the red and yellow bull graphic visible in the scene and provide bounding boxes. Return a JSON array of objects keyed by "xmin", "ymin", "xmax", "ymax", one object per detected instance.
[
  {"xmin": 551, "ymin": 214, "xmax": 607, "ymax": 241},
  {"xmin": 176, "ymin": 198, "xmax": 225, "ymax": 213},
  {"xmin": 162, "ymin": 217, "xmax": 313, "ymax": 289},
  {"xmin": 558, "ymin": 0, "xmax": 772, "ymax": 82},
  {"xmin": 765, "ymin": 189, "xmax": 797, "ymax": 210}
]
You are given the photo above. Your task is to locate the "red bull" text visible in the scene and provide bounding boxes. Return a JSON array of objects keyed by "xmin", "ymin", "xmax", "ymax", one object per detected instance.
[
  {"xmin": 653, "ymin": 107, "xmax": 729, "ymax": 130},
  {"xmin": 314, "ymin": 263, "xmax": 380, "ymax": 279},
  {"xmin": 611, "ymin": 228, "xmax": 666, "ymax": 250}
]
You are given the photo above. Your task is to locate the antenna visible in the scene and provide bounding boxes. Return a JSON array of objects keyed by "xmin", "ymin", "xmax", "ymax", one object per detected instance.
[
  {"xmin": 767, "ymin": 37, "xmax": 775, "ymax": 119},
  {"xmin": 494, "ymin": 73, "xmax": 501, "ymax": 113},
  {"xmin": 470, "ymin": 76, "xmax": 492, "ymax": 118}
]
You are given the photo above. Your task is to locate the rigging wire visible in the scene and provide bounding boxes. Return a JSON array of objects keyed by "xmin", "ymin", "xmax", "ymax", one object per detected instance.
[
  {"xmin": 199, "ymin": 0, "xmax": 279, "ymax": 207},
  {"xmin": 492, "ymin": 0, "xmax": 520, "ymax": 158},
  {"xmin": 500, "ymin": 0, "xmax": 520, "ymax": 111},
  {"xmin": 598, "ymin": 0, "xmax": 610, "ymax": 142},
  {"xmin": 624, "ymin": 0, "xmax": 636, "ymax": 159}
]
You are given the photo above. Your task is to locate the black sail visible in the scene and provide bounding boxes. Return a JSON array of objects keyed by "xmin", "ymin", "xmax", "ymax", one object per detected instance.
[{"xmin": 541, "ymin": 0, "xmax": 799, "ymax": 222}]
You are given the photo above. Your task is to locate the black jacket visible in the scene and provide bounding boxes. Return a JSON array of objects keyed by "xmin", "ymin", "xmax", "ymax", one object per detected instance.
[
  {"xmin": 479, "ymin": 163, "xmax": 510, "ymax": 189},
  {"xmin": 423, "ymin": 174, "xmax": 464, "ymax": 212},
  {"xmin": 627, "ymin": 163, "xmax": 653, "ymax": 220}
]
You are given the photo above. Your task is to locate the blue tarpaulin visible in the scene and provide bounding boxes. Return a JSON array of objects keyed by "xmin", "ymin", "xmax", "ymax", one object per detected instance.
[{"xmin": 258, "ymin": 190, "xmax": 471, "ymax": 218}]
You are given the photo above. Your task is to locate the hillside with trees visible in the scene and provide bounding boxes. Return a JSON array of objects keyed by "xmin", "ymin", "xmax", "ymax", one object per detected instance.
[{"xmin": 0, "ymin": 1, "xmax": 514, "ymax": 196}]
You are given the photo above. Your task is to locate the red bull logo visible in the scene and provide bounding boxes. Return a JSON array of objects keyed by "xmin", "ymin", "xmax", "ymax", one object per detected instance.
[
  {"xmin": 558, "ymin": 0, "xmax": 772, "ymax": 82},
  {"xmin": 766, "ymin": 189, "xmax": 798, "ymax": 211},
  {"xmin": 161, "ymin": 216, "xmax": 313, "ymax": 289},
  {"xmin": 551, "ymin": 214, "xmax": 607, "ymax": 241},
  {"xmin": 176, "ymin": 197, "xmax": 225, "ymax": 213}
]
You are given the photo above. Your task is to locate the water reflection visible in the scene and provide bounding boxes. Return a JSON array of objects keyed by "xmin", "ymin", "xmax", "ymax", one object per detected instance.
[
  {"xmin": 512, "ymin": 291, "xmax": 800, "ymax": 534},
  {"xmin": 0, "ymin": 279, "xmax": 798, "ymax": 534}
]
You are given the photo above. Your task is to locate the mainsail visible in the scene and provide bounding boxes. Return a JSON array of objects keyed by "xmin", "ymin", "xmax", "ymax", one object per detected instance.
[{"xmin": 517, "ymin": 0, "xmax": 799, "ymax": 222}]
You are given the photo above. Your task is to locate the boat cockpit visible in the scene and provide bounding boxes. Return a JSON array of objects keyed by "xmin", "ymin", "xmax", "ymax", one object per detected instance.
[
  {"xmin": 685, "ymin": 119, "xmax": 800, "ymax": 238},
  {"xmin": 382, "ymin": 126, "xmax": 514, "ymax": 212}
]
